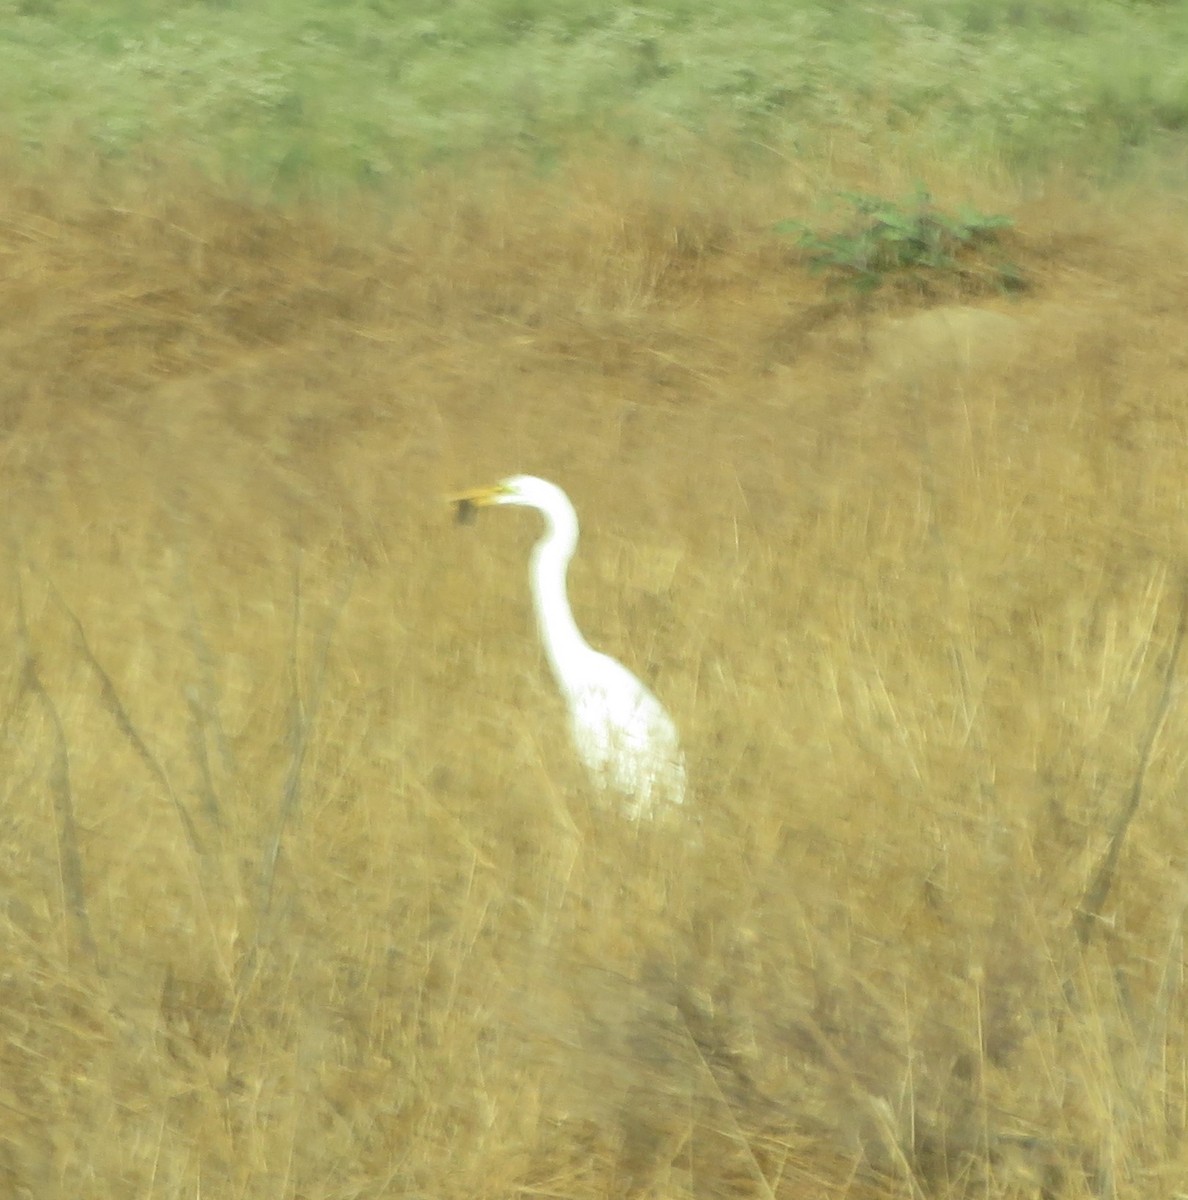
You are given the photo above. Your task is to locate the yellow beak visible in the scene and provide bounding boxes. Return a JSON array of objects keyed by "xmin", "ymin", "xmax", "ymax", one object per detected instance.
[{"xmin": 446, "ymin": 482, "xmax": 506, "ymax": 524}]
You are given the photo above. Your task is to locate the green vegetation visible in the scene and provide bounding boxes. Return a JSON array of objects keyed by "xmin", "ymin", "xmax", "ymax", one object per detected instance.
[
  {"xmin": 3, "ymin": 0, "xmax": 1188, "ymax": 188},
  {"xmin": 777, "ymin": 188, "xmax": 1023, "ymax": 295}
]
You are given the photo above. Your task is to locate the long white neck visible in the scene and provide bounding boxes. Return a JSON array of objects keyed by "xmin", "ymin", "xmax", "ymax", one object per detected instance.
[{"xmin": 528, "ymin": 498, "xmax": 596, "ymax": 696}]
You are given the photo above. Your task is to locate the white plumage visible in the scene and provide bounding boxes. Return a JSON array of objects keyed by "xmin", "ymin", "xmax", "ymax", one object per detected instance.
[{"xmin": 451, "ymin": 474, "xmax": 686, "ymax": 820}]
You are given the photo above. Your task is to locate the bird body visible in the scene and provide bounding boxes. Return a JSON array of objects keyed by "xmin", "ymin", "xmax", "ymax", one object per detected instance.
[{"xmin": 450, "ymin": 475, "xmax": 686, "ymax": 819}]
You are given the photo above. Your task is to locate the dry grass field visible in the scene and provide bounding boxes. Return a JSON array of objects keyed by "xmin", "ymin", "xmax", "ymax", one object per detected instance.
[{"xmin": 1, "ymin": 150, "xmax": 1188, "ymax": 1198}]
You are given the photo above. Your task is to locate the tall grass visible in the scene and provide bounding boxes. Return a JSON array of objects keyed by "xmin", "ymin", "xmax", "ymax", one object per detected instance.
[
  {"xmin": 2, "ymin": 5, "xmax": 1187, "ymax": 1195},
  {"xmin": 1, "ymin": 150, "xmax": 1187, "ymax": 1195}
]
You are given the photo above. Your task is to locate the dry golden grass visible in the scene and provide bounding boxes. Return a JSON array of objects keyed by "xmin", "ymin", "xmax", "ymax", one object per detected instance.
[{"xmin": 2, "ymin": 149, "xmax": 1188, "ymax": 1198}]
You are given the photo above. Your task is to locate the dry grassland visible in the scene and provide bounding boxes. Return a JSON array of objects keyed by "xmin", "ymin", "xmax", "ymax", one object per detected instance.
[{"xmin": 1, "ymin": 153, "xmax": 1188, "ymax": 1198}]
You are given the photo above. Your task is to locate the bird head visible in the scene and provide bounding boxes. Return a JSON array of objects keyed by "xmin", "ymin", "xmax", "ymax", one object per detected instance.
[{"xmin": 448, "ymin": 475, "xmax": 559, "ymax": 524}]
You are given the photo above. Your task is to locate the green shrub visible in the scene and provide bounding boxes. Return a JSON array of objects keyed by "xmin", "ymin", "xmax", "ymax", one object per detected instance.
[{"xmin": 776, "ymin": 186, "xmax": 1024, "ymax": 295}]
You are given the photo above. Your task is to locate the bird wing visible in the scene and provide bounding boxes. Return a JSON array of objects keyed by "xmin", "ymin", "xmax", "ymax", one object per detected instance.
[{"xmin": 568, "ymin": 654, "xmax": 686, "ymax": 815}]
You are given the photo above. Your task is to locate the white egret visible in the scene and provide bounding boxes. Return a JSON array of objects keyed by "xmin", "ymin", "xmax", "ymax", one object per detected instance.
[{"xmin": 450, "ymin": 475, "xmax": 686, "ymax": 820}]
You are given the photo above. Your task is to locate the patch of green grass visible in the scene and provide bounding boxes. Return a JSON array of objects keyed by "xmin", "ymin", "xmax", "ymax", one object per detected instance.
[
  {"xmin": 776, "ymin": 187, "xmax": 1023, "ymax": 295},
  {"xmin": 0, "ymin": 0, "xmax": 1187, "ymax": 189}
]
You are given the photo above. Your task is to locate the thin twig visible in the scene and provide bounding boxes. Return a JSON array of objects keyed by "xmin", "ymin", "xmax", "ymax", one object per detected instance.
[
  {"xmin": 183, "ymin": 685, "xmax": 223, "ymax": 833},
  {"xmin": 13, "ymin": 568, "xmax": 99, "ymax": 967},
  {"xmin": 257, "ymin": 547, "xmax": 356, "ymax": 922},
  {"xmin": 171, "ymin": 494, "xmax": 238, "ymax": 829},
  {"xmin": 795, "ymin": 1009, "xmax": 928, "ymax": 1200},
  {"xmin": 47, "ymin": 579, "xmax": 204, "ymax": 859},
  {"xmin": 672, "ymin": 1004, "xmax": 778, "ymax": 1200},
  {"xmin": 1074, "ymin": 572, "xmax": 1188, "ymax": 948}
]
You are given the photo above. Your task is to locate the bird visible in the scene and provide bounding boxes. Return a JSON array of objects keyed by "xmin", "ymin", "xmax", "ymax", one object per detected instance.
[{"xmin": 449, "ymin": 474, "xmax": 686, "ymax": 820}]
